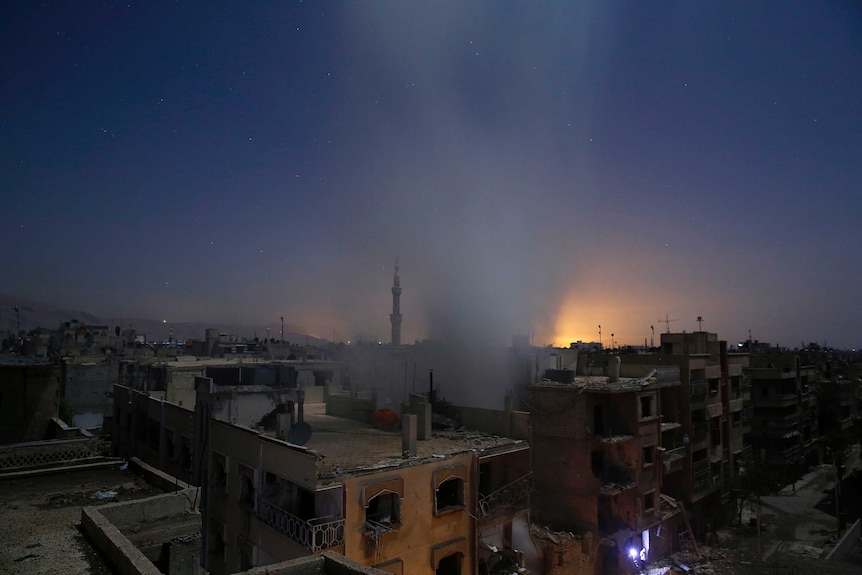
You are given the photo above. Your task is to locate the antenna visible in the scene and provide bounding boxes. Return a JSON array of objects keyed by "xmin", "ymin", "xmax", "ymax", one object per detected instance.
[
  {"xmin": 650, "ymin": 325, "xmax": 655, "ymax": 348},
  {"xmin": 658, "ymin": 314, "xmax": 679, "ymax": 334},
  {"xmin": 696, "ymin": 316, "xmax": 704, "ymax": 331}
]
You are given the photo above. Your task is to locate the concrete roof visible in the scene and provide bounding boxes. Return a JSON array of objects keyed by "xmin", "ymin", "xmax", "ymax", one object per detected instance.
[
  {"xmin": 0, "ymin": 356, "xmax": 54, "ymax": 367},
  {"xmin": 277, "ymin": 403, "xmax": 527, "ymax": 483},
  {"xmin": 531, "ymin": 374, "xmax": 678, "ymax": 393}
]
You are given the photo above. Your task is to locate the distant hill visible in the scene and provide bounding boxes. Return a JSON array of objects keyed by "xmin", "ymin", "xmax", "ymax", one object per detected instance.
[{"xmin": 0, "ymin": 294, "xmax": 328, "ymax": 346}]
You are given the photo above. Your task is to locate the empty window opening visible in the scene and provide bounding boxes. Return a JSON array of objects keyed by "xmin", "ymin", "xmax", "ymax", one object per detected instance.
[
  {"xmin": 640, "ymin": 396, "xmax": 653, "ymax": 419},
  {"xmin": 211, "ymin": 453, "xmax": 227, "ymax": 491},
  {"xmin": 436, "ymin": 552, "xmax": 462, "ymax": 575},
  {"xmin": 478, "ymin": 462, "xmax": 492, "ymax": 496},
  {"xmin": 594, "ymin": 404, "xmax": 605, "ymax": 435},
  {"xmin": 642, "ymin": 446, "xmax": 654, "ymax": 466},
  {"xmin": 644, "ymin": 492, "xmax": 655, "ymax": 511},
  {"xmin": 436, "ymin": 478, "xmax": 464, "ymax": 512},
  {"xmin": 366, "ymin": 491, "xmax": 400, "ymax": 528},
  {"xmin": 181, "ymin": 436, "xmax": 192, "ymax": 473},
  {"xmin": 591, "ymin": 450, "xmax": 604, "ymax": 479},
  {"xmin": 239, "ymin": 466, "xmax": 255, "ymax": 508}
]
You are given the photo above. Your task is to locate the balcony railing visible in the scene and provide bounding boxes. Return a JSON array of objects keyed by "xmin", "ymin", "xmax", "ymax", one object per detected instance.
[
  {"xmin": 478, "ymin": 473, "xmax": 533, "ymax": 519},
  {"xmin": 257, "ymin": 497, "xmax": 344, "ymax": 552},
  {"xmin": 663, "ymin": 445, "xmax": 687, "ymax": 461}
]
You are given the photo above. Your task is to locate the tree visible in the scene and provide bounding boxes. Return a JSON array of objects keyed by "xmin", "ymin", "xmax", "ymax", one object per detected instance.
[{"xmin": 731, "ymin": 453, "xmax": 782, "ymax": 564}]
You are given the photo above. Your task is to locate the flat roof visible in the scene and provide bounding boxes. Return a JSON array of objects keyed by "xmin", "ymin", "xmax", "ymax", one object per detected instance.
[
  {"xmin": 531, "ymin": 373, "xmax": 678, "ymax": 393},
  {"xmin": 272, "ymin": 403, "xmax": 528, "ymax": 483}
]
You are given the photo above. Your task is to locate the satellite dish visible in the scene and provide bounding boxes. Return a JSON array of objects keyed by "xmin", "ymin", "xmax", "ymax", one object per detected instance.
[{"xmin": 287, "ymin": 421, "xmax": 312, "ymax": 446}]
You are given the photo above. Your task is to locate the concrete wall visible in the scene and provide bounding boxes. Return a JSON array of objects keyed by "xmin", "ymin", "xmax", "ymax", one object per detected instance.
[
  {"xmin": 81, "ymin": 489, "xmax": 198, "ymax": 575},
  {"xmin": 342, "ymin": 453, "xmax": 475, "ymax": 574},
  {"xmin": 326, "ymin": 393, "xmax": 374, "ymax": 423},
  {"xmin": 0, "ymin": 361, "xmax": 61, "ymax": 444},
  {"xmin": 113, "ymin": 385, "xmax": 196, "ymax": 485},
  {"xmin": 63, "ymin": 357, "xmax": 119, "ymax": 428},
  {"xmin": 459, "ymin": 406, "xmax": 529, "ymax": 440}
]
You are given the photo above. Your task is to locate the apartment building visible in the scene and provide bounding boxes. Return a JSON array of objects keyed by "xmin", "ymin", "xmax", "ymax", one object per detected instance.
[
  {"xmin": 197, "ymin": 380, "xmax": 531, "ymax": 575},
  {"xmin": 525, "ymin": 358, "xmax": 684, "ymax": 573},
  {"xmin": 746, "ymin": 355, "xmax": 820, "ymax": 472},
  {"xmin": 113, "ymin": 362, "xmax": 532, "ymax": 575},
  {"xmin": 618, "ymin": 331, "xmax": 750, "ymax": 535}
]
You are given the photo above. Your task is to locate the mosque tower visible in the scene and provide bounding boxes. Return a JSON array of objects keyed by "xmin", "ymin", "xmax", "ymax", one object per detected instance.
[{"xmin": 390, "ymin": 261, "xmax": 402, "ymax": 346}]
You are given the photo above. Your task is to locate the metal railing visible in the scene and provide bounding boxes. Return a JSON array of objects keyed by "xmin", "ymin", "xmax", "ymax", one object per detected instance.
[
  {"xmin": 478, "ymin": 473, "xmax": 533, "ymax": 518},
  {"xmin": 257, "ymin": 497, "xmax": 344, "ymax": 552}
]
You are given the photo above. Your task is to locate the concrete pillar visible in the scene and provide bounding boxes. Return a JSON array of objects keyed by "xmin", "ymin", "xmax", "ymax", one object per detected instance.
[
  {"xmin": 418, "ymin": 402, "xmax": 432, "ymax": 440},
  {"xmin": 402, "ymin": 414, "xmax": 417, "ymax": 458}
]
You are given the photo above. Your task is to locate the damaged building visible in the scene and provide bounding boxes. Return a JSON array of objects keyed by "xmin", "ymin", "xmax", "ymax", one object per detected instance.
[{"xmin": 524, "ymin": 355, "xmax": 685, "ymax": 574}]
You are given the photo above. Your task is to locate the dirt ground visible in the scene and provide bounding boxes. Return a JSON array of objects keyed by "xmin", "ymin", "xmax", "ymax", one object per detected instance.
[{"xmin": 0, "ymin": 464, "xmax": 166, "ymax": 574}]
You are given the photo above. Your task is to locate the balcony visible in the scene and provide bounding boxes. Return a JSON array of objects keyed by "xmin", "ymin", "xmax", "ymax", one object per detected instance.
[
  {"xmin": 754, "ymin": 393, "xmax": 797, "ymax": 408},
  {"xmin": 659, "ymin": 445, "xmax": 686, "ymax": 474},
  {"xmin": 763, "ymin": 413, "xmax": 800, "ymax": 430},
  {"xmin": 478, "ymin": 473, "xmax": 532, "ymax": 520},
  {"xmin": 691, "ymin": 380, "xmax": 708, "ymax": 400},
  {"xmin": 257, "ymin": 497, "xmax": 344, "ymax": 552}
]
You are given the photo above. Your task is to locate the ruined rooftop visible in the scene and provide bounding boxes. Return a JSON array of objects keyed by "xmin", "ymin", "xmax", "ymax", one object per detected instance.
[{"xmin": 266, "ymin": 403, "xmax": 527, "ymax": 484}]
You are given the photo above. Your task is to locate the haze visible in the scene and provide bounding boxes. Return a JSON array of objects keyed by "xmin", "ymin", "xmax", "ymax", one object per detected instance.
[{"xmin": 2, "ymin": 2, "xmax": 860, "ymax": 348}]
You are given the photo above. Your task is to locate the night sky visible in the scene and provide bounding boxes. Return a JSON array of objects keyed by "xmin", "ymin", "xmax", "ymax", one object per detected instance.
[{"xmin": 2, "ymin": 2, "xmax": 861, "ymax": 348}]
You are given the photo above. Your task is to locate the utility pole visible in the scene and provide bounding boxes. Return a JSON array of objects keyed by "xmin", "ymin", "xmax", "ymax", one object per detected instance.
[
  {"xmin": 280, "ymin": 316, "xmax": 284, "ymax": 343},
  {"xmin": 650, "ymin": 325, "xmax": 655, "ymax": 348},
  {"xmin": 598, "ymin": 325, "xmax": 602, "ymax": 348}
]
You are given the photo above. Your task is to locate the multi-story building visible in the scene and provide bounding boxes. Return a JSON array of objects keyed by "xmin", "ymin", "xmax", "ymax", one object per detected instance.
[
  {"xmin": 747, "ymin": 355, "xmax": 820, "ymax": 472},
  {"xmin": 113, "ymin": 365, "xmax": 532, "ymax": 575},
  {"xmin": 620, "ymin": 331, "xmax": 748, "ymax": 533},
  {"xmin": 525, "ymin": 357, "xmax": 684, "ymax": 573}
]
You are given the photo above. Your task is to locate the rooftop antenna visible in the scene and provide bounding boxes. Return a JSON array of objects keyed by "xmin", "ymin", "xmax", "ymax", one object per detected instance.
[
  {"xmin": 696, "ymin": 316, "xmax": 704, "ymax": 331},
  {"xmin": 658, "ymin": 313, "xmax": 679, "ymax": 334},
  {"xmin": 598, "ymin": 325, "xmax": 602, "ymax": 348}
]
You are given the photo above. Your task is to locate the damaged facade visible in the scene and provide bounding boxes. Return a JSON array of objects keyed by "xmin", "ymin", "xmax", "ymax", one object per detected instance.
[{"xmin": 525, "ymin": 355, "xmax": 685, "ymax": 574}]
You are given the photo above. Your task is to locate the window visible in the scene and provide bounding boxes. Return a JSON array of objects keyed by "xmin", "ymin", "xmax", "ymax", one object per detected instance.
[
  {"xmin": 639, "ymin": 395, "xmax": 654, "ymax": 419},
  {"xmin": 436, "ymin": 478, "xmax": 464, "ymax": 513},
  {"xmin": 436, "ymin": 552, "xmax": 462, "ymax": 575},
  {"xmin": 363, "ymin": 478, "xmax": 403, "ymax": 533},
  {"xmin": 432, "ymin": 539, "xmax": 468, "ymax": 575},
  {"xmin": 642, "ymin": 446, "xmax": 654, "ymax": 466},
  {"xmin": 644, "ymin": 491, "xmax": 655, "ymax": 511},
  {"xmin": 238, "ymin": 464, "xmax": 256, "ymax": 508},
  {"xmin": 593, "ymin": 405, "xmax": 605, "ymax": 435},
  {"xmin": 210, "ymin": 452, "xmax": 227, "ymax": 492},
  {"xmin": 367, "ymin": 492, "xmax": 400, "ymax": 529},
  {"xmin": 433, "ymin": 465, "xmax": 467, "ymax": 515},
  {"xmin": 181, "ymin": 436, "xmax": 192, "ymax": 473}
]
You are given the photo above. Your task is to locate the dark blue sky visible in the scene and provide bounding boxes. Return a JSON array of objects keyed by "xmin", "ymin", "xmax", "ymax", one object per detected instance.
[{"xmin": 2, "ymin": 2, "xmax": 861, "ymax": 348}]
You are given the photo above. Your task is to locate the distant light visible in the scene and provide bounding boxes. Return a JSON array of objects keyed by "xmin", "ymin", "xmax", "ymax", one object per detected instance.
[{"xmin": 628, "ymin": 548, "xmax": 638, "ymax": 559}]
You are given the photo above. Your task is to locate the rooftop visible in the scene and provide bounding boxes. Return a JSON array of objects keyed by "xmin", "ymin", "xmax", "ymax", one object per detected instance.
[
  {"xmin": 532, "ymin": 372, "xmax": 678, "ymax": 393},
  {"xmin": 269, "ymin": 403, "xmax": 528, "ymax": 484}
]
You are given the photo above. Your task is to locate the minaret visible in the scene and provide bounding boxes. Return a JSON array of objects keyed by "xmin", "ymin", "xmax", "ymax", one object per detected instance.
[{"xmin": 390, "ymin": 261, "xmax": 402, "ymax": 346}]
